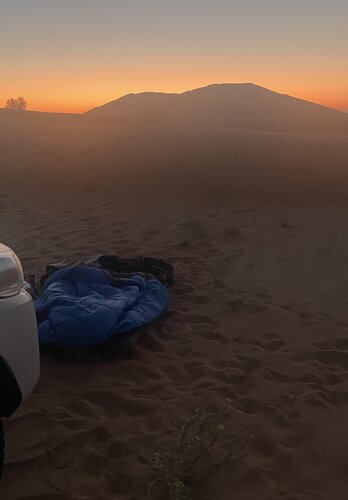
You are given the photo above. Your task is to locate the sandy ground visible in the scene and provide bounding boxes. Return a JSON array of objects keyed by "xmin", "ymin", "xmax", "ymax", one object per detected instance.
[{"xmin": 1, "ymin": 186, "xmax": 347, "ymax": 499}]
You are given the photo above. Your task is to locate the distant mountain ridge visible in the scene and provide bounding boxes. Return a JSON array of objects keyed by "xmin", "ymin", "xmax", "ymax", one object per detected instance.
[
  {"xmin": 84, "ymin": 83, "xmax": 348, "ymax": 136},
  {"xmin": 1, "ymin": 83, "xmax": 347, "ymax": 136}
]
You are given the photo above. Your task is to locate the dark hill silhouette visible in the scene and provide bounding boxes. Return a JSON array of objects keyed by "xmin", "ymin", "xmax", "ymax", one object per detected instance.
[{"xmin": 85, "ymin": 83, "xmax": 348, "ymax": 136}]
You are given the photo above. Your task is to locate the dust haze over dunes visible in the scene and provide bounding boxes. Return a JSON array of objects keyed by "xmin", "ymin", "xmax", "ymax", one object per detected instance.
[{"xmin": 1, "ymin": 83, "xmax": 348, "ymax": 202}]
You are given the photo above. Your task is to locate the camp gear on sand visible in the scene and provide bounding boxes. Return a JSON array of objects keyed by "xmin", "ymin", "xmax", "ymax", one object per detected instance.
[{"xmin": 35, "ymin": 256, "xmax": 173, "ymax": 347}]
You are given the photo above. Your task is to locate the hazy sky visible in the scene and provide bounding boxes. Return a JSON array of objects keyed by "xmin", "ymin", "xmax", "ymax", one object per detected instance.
[{"xmin": 1, "ymin": 0, "xmax": 347, "ymax": 113}]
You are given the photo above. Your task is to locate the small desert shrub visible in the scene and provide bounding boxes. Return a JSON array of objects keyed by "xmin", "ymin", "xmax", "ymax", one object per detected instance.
[
  {"xmin": 225, "ymin": 227, "xmax": 240, "ymax": 239},
  {"xmin": 229, "ymin": 292, "xmax": 251, "ymax": 311},
  {"xmin": 148, "ymin": 400, "xmax": 252, "ymax": 500},
  {"xmin": 280, "ymin": 219, "xmax": 291, "ymax": 228},
  {"xmin": 178, "ymin": 219, "xmax": 206, "ymax": 240}
]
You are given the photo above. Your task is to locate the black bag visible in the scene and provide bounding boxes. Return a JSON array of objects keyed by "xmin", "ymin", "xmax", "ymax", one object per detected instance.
[{"xmin": 41, "ymin": 254, "xmax": 174, "ymax": 287}]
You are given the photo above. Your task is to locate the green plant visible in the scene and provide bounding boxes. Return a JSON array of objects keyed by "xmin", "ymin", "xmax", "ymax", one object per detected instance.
[{"xmin": 148, "ymin": 400, "xmax": 252, "ymax": 500}]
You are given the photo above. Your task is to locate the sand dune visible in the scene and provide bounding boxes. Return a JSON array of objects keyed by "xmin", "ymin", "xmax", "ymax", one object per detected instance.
[
  {"xmin": 0, "ymin": 85, "xmax": 348, "ymax": 498},
  {"xmin": 0, "ymin": 84, "xmax": 348, "ymax": 202},
  {"xmin": 1, "ymin": 109, "xmax": 348, "ymax": 204}
]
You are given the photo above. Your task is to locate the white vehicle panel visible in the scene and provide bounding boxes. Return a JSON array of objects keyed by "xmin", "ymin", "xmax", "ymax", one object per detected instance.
[{"xmin": 0, "ymin": 290, "xmax": 40, "ymax": 401}]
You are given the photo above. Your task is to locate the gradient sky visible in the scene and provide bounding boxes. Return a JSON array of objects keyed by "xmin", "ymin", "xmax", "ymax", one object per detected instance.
[{"xmin": 1, "ymin": 0, "xmax": 347, "ymax": 113}]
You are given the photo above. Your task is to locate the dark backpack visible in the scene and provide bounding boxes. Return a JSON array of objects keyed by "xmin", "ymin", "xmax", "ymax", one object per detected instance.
[{"xmin": 41, "ymin": 254, "xmax": 174, "ymax": 287}]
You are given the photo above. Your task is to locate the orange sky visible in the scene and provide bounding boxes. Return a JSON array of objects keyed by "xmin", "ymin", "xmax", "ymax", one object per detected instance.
[
  {"xmin": 6, "ymin": 87, "xmax": 348, "ymax": 115},
  {"xmin": 1, "ymin": 1, "xmax": 347, "ymax": 114},
  {"xmin": 3, "ymin": 71, "xmax": 348, "ymax": 115}
]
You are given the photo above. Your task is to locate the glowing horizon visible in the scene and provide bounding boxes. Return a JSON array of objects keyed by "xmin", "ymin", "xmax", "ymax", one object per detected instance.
[
  {"xmin": 2, "ymin": 82, "xmax": 347, "ymax": 115},
  {"xmin": 1, "ymin": 1, "xmax": 347, "ymax": 114}
]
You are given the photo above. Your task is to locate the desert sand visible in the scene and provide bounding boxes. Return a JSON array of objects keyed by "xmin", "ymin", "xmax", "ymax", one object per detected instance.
[
  {"xmin": 0, "ymin": 185, "xmax": 347, "ymax": 500},
  {"xmin": 1, "ymin": 85, "xmax": 348, "ymax": 499}
]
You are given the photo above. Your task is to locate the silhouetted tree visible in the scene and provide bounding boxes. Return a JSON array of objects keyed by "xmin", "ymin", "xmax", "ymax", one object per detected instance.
[{"xmin": 5, "ymin": 97, "xmax": 27, "ymax": 111}]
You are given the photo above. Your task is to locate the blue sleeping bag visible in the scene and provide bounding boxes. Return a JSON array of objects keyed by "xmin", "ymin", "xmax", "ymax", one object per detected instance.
[{"xmin": 34, "ymin": 265, "xmax": 169, "ymax": 346}]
